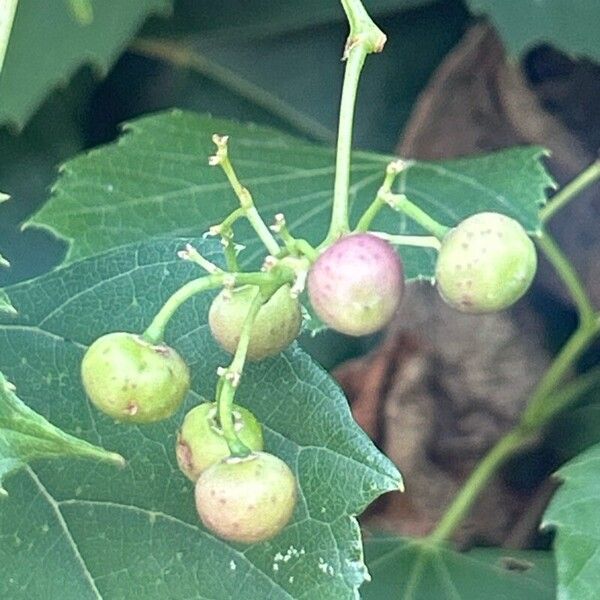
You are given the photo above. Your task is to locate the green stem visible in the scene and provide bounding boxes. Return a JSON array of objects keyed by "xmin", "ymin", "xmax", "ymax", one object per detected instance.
[
  {"xmin": 217, "ymin": 287, "xmax": 265, "ymax": 457},
  {"xmin": 372, "ymin": 232, "xmax": 441, "ymax": 250},
  {"xmin": 211, "ymin": 136, "xmax": 281, "ymax": 256},
  {"xmin": 384, "ymin": 192, "xmax": 450, "ymax": 240},
  {"xmin": 325, "ymin": 0, "xmax": 386, "ymax": 243},
  {"xmin": 355, "ymin": 160, "xmax": 410, "ymax": 232},
  {"xmin": 540, "ymin": 160, "xmax": 600, "ymax": 223},
  {"xmin": 521, "ymin": 318, "xmax": 600, "ymax": 428},
  {"xmin": 428, "ymin": 429, "xmax": 532, "ymax": 543},
  {"xmin": 536, "ymin": 232, "xmax": 596, "ymax": 325},
  {"xmin": 143, "ymin": 271, "xmax": 289, "ymax": 344},
  {"xmin": 429, "ymin": 312, "xmax": 600, "ymax": 543}
]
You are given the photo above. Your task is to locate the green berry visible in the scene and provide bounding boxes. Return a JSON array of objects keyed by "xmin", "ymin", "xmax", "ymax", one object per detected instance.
[
  {"xmin": 81, "ymin": 332, "xmax": 190, "ymax": 423},
  {"xmin": 435, "ymin": 212, "xmax": 537, "ymax": 313},
  {"xmin": 176, "ymin": 403, "xmax": 263, "ymax": 481},
  {"xmin": 195, "ymin": 452, "xmax": 297, "ymax": 544},
  {"xmin": 209, "ymin": 284, "xmax": 301, "ymax": 360}
]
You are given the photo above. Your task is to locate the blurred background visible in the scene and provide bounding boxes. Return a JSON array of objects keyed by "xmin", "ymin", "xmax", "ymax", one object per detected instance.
[{"xmin": 1, "ymin": 0, "xmax": 599, "ymax": 550}]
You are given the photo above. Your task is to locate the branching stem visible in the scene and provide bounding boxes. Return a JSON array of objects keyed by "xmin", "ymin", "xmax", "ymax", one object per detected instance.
[
  {"xmin": 143, "ymin": 269, "xmax": 293, "ymax": 344},
  {"xmin": 210, "ymin": 135, "xmax": 281, "ymax": 256},
  {"xmin": 540, "ymin": 159, "xmax": 600, "ymax": 223}
]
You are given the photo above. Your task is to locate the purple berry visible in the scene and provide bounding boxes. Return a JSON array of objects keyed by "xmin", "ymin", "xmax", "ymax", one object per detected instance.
[{"xmin": 307, "ymin": 233, "xmax": 404, "ymax": 336}]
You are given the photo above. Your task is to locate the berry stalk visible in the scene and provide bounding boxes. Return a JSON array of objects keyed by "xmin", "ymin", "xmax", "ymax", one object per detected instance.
[
  {"xmin": 210, "ymin": 135, "xmax": 281, "ymax": 257},
  {"xmin": 539, "ymin": 158, "xmax": 600, "ymax": 223},
  {"xmin": 325, "ymin": 0, "xmax": 387, "ymax": 244},
  {"xmin": 216, "ymin": 286, "xmax": 266, "ymax": 457},
  {"xmin": 143, "ymin": 269, "xmax": 293, "ymax": 344}
]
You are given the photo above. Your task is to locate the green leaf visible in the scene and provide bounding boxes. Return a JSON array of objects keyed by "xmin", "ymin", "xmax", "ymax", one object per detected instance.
[
  {"xmin": 0, "ymin": 237, "xmax": 401, "ymax": 599},
  {"xmin": 0, "ymin": 0, "xmax": 171, "ymax": 128},
  {"xmin": 0, "ymin": 370, "xmax": 124, "ymax": 497},
  {"xmin": 467, "ymin": 0, "xmax": 600, "ymax": 61},
  {"xmin": 363, "ymin": 536, "xmax": 556, "ymax": 599},
  {"xmin": 543, "ymin": 442, "xmax": 600, "ymax": 599},
  {"xmin": 27, "ymin": 111, "xmax": 552, "ymax": 281}
]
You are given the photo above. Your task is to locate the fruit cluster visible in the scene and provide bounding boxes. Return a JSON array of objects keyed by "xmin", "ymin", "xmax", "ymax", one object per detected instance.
[{"xmin": 80, "ymin": 140, "xmax": 537, "ymax": 546}]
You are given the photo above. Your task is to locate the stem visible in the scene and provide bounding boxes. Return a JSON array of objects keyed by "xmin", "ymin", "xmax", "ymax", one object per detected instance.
[
  {"xmin": 217, "ymin": 287, "xmax": 265, "ymax": 456},
  {"xmin": 540, "ymin": 159, "xmax": 600, "ymax": 223},
  {"xmin": 521, "ymin": 318, "xmax": 600, "ymax": 428},
  {"xmin": 325, "ymin": 0, "xmax": 386, "ymax": 243},
  {"xmin": 211, "ymin": 136, "xmax": 281, "ymax": 256},
  {"xmin": 143, "ymin": 271, "xmax": 290, "ymax": 344},
  {"xmin": 130, "ymin": 38, "xmax": 334, "ymax": 144},
  {"xmin": 536, "ymin": 232, "xmax": 596, "ymax": 325},
  {"xmin": 0, "ymin": 0, "xmax": 18, "ymax": 73},
  {"xmin": 355, "ymin": 159, "xmax": 411, "ymax": 232},
  {"xmin": 428, "ymin": 430, "xmax": 531, "ymax": 543},
  {"xmin": 383, "ymin": 192, "xmax": 450, "ymax": 240},
  {"xmin": 428, "ymin": 310, "xmax": 600, "ymax": 543},
  {"xmin": 371, "ymin": 232, "xmax": 441, "ymax": 251}
]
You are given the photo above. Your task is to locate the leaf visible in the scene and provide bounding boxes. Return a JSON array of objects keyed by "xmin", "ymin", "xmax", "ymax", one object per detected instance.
[
  {"xmin": 0, "ymin": 237, "xmax": 401, "ymax": 599},
  {"xmin": 0, "ymin": 371, "xmax": 124, "ymax": 498},
  {"xmin": 543, "ymin": 442, "xmax": 600, "ymax": 599},
  {"xmin": 363, "ymin": 536, "xmax": 556, "ymax": 599},
  {"xmin": 27, "ymin": 111, "xmax": 553, "ymax": 281},
  {"xmin": 467, "ymin": 0, "xmax": 600, "ymax": 61},
  {"xmin": 0, "ymin": 0, "xmax": 171, "ymax": 128}
]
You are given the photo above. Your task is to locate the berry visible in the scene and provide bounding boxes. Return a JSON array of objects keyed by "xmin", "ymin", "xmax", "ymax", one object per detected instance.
[
  {"xmin": 209, "ymin": 284, "xmax": 301, "ymax": 360},
  {"xmin": 195, "ymin": 452, "xmax": 297, "ymax": 544},
  {"xmin": 176, "ymin": 402, "xmax": 263, "ymax": 481},
  {"xmin": 307, "ymin": 233, "xmax": 404, "ymax": 336},
  {"xmin": 81, "ymin": 332, "xmax": 190, "ymax": 423},
  {"xmin": 435, "ymin": 212, "xmax": 537, "ymax": 313}
]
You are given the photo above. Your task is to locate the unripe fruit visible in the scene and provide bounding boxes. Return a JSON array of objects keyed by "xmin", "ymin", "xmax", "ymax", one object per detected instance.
[
  {"xmin": 195, "ymin": 452, "xmax": 297, "ymax": 544},
  {"xmin": 435, "ymin": 212, "xmax": 537, "ymax": 313},
  {"xmin": 209, "ymin": 284, "xmax": 301, "ymax": 360},
  {"xmin": 81, "ymin": 332, "xmax": 190, "ymax": 423},
  {"xmin": 176, "ymin": 403, "xmax": 263, "ymax": 481},
  {"xmin": 307, "ymin": 233, "xmax": 404, "ymax": 336}
]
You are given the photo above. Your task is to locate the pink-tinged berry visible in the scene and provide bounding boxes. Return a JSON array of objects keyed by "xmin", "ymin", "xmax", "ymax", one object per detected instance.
[
  {"xmin": 209, "ymin": 284, "xmax": 301, "ymax": 360},
  {"xmin": 176, "ymin": 402, "xmax": 263, "ymax": 481},
  {"xmin": 307, "ymin": 233, "xmax": 404, "ymax": 336},
  {"xmin": 195, "ymin": 452, "xmax": 297, "ymax": 544},
  {"xmin": 435, "ymin": 212, "xmax": 537, "ymax": 313},
  {"xmin": 81, "ymin": 332, "xmax": 190, "ymax": 423}
]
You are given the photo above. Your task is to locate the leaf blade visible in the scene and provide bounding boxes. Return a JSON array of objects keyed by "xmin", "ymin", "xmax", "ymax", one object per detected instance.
[
  {"xmin": 0, "ymin": 236, "xmax": 401, "ymax": 598},
  {"xmin": 543, "ymin": 442, "xmax": 600, "ymax": 600}
]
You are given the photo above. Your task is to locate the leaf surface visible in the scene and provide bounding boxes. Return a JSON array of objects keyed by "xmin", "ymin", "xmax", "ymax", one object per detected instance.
[
  {"xmin": 363, "ymin": 536, "xmax": 556, "ymax": 599},
  {"xmin": 0, "ymin": 237, "xmax": 401, "ymax": 599},
  {"xmin": 0, "ymin": 0, "xmax": 170, "ymax": 127},
  {"xmin": 28, "ymin": 111, "xmax": 552, "ymax": 283},
  {"xmin": 543, "ymin": 442, "xmax": 600, "ymax": 600}
]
